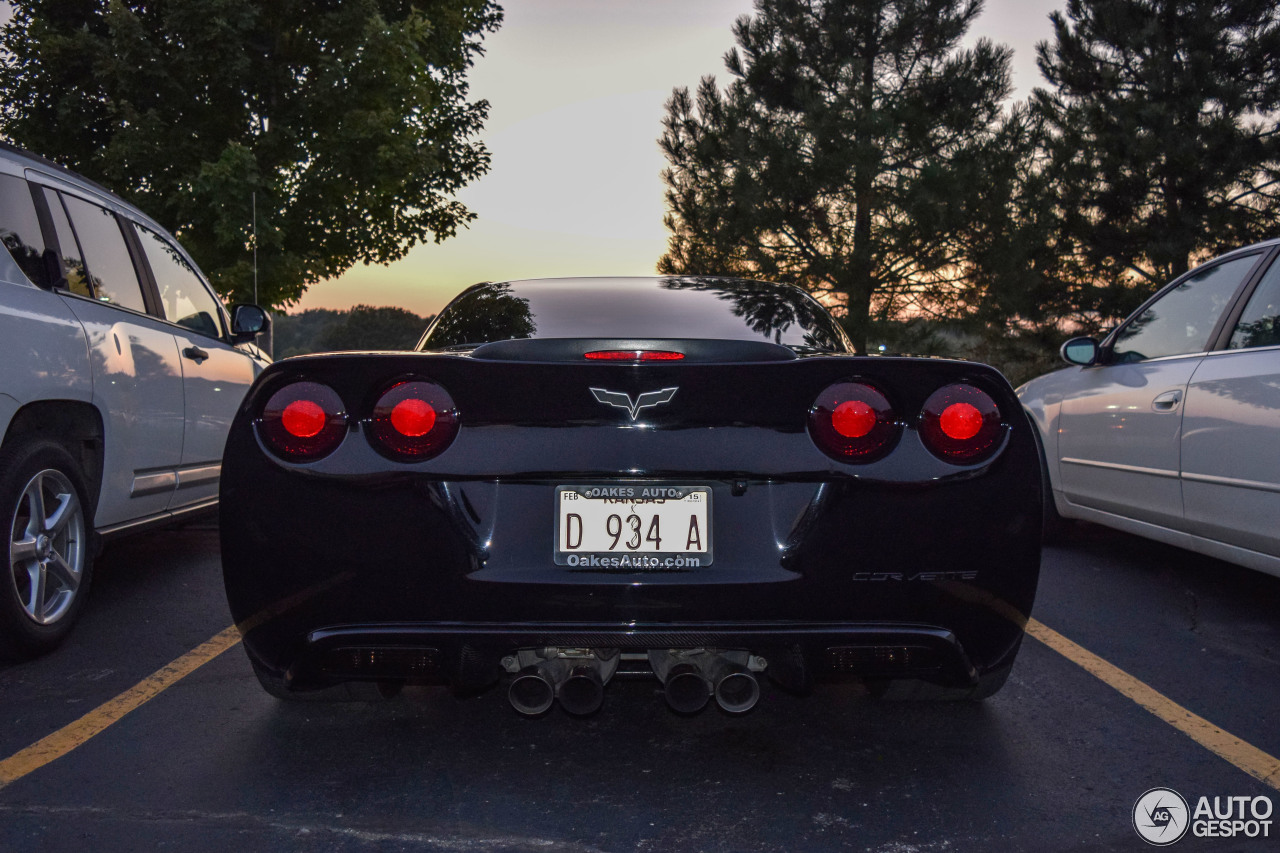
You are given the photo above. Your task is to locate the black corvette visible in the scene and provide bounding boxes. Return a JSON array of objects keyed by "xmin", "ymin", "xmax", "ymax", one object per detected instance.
[{"xmin": 221, "ymin": 277, "xmax": 1040, "ymax": 714}]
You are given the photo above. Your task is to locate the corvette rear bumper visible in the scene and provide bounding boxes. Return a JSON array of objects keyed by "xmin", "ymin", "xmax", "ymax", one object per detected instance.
[{"xmin": 253, "ymin": 620, "xmax": 996, "ymax": 693}]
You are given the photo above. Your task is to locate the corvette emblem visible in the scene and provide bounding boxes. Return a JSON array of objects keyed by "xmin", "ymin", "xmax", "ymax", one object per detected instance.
[{"xmin": 590, "ymin": 387, "xmax": 678, "ymax": 420}]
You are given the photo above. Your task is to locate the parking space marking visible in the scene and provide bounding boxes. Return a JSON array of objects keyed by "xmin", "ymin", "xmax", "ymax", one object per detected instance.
[
  {"xmin": 0, "ymin": 626, "xmax": 240, "ymax": 790},
  {"xmin": 4, "ymin": 615, "xmax": 1278, "ymax": 796},
  {"xmin": 1027, "ymin": 617, "xmax": 1280, "ymax": 790}
]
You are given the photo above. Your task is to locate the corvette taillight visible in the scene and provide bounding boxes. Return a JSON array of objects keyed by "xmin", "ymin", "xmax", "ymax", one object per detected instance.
[
  {"xmin": 919, "ymin": 384, "xmax": 1005, "ymax": 463},
  {"xmin": 368, "ymin": 380, "xmax": 458, "ymax": 460},
  {"xmin": 809, "ymin": 382, "xmax": 900, "ymax": 461},
  {"xmin": 584, "ymin": 350, "xmax": 684, "ymax": 361},
  {"xmin": 258, "ymin": 382, "xmax": 348, "ymax": 461}
]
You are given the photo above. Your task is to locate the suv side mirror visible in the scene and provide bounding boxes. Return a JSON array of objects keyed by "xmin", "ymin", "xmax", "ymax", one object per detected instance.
[
  {"xmin": 229, "ymin": 303, "xmax": 270, "ymax": 343},
  {"xmin": 1060, "ymin": 336, "xmax": 1100, "ymax": 366}
]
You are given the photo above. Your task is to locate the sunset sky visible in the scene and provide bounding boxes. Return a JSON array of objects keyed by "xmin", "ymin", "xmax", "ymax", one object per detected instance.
[
  {"xmin": 297, "ymin": 0, "xmax": 1063, "ymax": 319},
  {"xmin": 1, "ymin": 1, "xmax": 1064, "ymax": 317}
]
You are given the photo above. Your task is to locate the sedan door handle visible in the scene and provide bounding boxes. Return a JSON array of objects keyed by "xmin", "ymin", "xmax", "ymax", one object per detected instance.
[
  {"xmin": 1151, "ymin": 390, "xmax": 1182, "ymax": 412},
  {"xmin": 182, "ymin": 346, "xmax": 209, "ymax": 364}
]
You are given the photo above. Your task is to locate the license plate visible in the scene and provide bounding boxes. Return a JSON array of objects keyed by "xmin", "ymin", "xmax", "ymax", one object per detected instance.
[{"xmin": 554, "ymin": 485, "xmax": 712, "ymax": 568}]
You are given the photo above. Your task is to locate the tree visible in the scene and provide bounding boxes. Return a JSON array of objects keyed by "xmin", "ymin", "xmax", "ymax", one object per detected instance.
[
  {"xmin": 658, "ymin": 0, "xmax": 1020, "ymax": 353},
  {"xmin": 271, "ymin": 307, "xmax": 342, "ymax": 358},
  {"xmin": 1033, "ymin": 0, "xmax": 1280, "ymax": 331},
  {"xmin": 314, "ymin": 304, "xmax": 433, "ymax": 351},
  {"xmin": 0, "ymin": 0, "xmax": 502, "ymax": 307}
]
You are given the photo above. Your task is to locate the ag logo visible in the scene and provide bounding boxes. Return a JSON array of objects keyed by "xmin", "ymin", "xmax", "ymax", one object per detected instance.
[{"xmin": 1133, "ymin": 788, "xmax": 1190, "ymax": 845}]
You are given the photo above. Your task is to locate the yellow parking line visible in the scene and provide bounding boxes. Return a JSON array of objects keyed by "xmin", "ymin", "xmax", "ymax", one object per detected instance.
[
  {"xmin": 4, "ymin": 614, "xmax": 1279, "ymax": 795},
  {"xmin": 0, "ymin": 625, "xmax": 240, "ymax": 790},
  {"xmin": 1027, "ymin": 617, "xmax": 1280, "ymax": 790}
]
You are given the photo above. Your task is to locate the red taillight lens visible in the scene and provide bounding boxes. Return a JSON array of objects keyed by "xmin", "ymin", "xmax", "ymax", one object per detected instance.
[
  {"xmin": 281, "ymin": 399, "xmax": 326, "ymax": 438},
  {"xmin": 809, "ymin": 382, "xmax": 900, "ymax": 461},
  {"xmin": 390, "ymin": 398, "xmax": 436, "ymax": 437},
  {"xmin": 584, "ymin": 350, "xmax": 685, "ymax": 361},
  {"xmin": 258, "ymin": 382, "xmax": 347, "ymax": 461},
  {"xmin": 368, "ymin": 381, "xmax": 458, "ymax": 460},
  {"xmin": 919, "ymin": 384, "xmax": 1005, "ymax": 462}
]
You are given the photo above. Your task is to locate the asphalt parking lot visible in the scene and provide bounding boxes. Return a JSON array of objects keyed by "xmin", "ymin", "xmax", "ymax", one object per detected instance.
[{"xmin": 1, "ymin": 520, "xmax": 1278, "ymax": 852}]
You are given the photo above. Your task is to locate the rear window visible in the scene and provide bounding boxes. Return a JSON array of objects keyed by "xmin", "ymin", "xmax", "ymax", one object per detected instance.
[
  {"xmin": 421, "ymin": 278, "xmax": 849, "ymax": 353},
  {"xmin": 0, "ymin": 174, "xmax": 51, "ymax": 288}
]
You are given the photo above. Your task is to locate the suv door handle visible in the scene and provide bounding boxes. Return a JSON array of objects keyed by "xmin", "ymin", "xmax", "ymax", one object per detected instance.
[
  {"xmin": 1151, "ymin": 390, "xmax": 1182, "ymax": 412},
  {"xmin": 182, "ymin": 346, "xmax": 209, "ymax": 364}
]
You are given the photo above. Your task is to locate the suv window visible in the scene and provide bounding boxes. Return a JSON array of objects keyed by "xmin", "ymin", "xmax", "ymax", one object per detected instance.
[
  {"xmin": 0, "ymin": 174, "xmax": 51, "ymax": 288},
  {"xmin": 41, "ymin": 188, "xmax": 93, "ymax": 298},
  {"xmin": 1228, "ymin": 256, "xmax": 1280, "ymax": 350},
  {"xmin": 136, "ymin": 224, "xmax": 222, "ymax": 338},
  {"xmin": 62, "ymin": 194, "xmax": 148, "ymax": 313},
  {"xmin": 1110, "ymin": 255, "xmax": 1258, "ymax": 363}
]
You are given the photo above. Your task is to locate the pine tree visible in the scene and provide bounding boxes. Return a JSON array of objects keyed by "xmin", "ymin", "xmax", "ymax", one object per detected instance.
[
  {"xmin": 658, "ymin": 0, "xmax": 1020, "ymax": 353},
  {"xmin": 1033, "ymin": 0, "xmax": 1280, "ymax": 329}
]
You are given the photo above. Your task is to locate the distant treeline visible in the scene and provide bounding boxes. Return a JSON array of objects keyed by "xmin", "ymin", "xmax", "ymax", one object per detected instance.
[{"xmin": 272, "ymin": 305, "xmax": 435, "ymax": 358}]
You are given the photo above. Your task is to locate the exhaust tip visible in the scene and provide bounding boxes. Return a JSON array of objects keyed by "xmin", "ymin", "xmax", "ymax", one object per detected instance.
[
  {"xmin": 557, "ymin": 665, "xmax": 605, "ymax": 716},
  {"xmin": 508, "ymin": 667, "xmax": 555, "ymax": 716},
  {"xmin": 664, "ymin": 663, "xmax": 712, "ymax": 714},
  {"xmin": 715, "ymin": 670, "xmax": 761, "ymax": 714}
]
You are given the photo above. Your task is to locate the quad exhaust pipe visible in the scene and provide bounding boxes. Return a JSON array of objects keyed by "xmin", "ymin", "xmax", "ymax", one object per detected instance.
[
  {"xmin": 505, "ymin": 648, "xmax": 762, "ymax": 716},
  {"xmin": 708, "ymin": 660, "xmax": 761, "ymax": 714},
  {"xmin": 505, "ymin": 650, "xmax": 617, "ymax": 716},
  {"xmin": 507, "ymin": 666, "xmax": 556, "ymax": 716},
  {"xmin": 651, "ymin": 650, "xmax": 763, "ymax": 715},
  {"xmin": 557, "ymin": 665, "xmax": 605, "ymax": 716},
  {"xmin": 662, "ymin": 662, "xmax": 713, "ymax": 714}
]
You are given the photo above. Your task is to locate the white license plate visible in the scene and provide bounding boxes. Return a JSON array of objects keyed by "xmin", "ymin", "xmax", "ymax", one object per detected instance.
[{"xmin": 554, "ymin": 485, "xmax": 712, "ymax": 568}]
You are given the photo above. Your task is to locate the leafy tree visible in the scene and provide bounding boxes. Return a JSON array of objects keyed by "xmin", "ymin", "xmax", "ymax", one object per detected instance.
[
  {"xmin": 271, "ymin": 307, "xmax": 342, "ymax": 358},
  {"xmin": 422, "ymin": 282, "xmax": 535, "ymax": 347},
  {"xmin": 314, "ymin": 304, "xmax": 433, "ymax": 351},
  {"xmin": 1033, "ymin": 0, "xmax": 1280, "ymax": 331},
  {"xmin": 658, "ymin": 0, "xmax": 1021, "ymax": 353},
  {"xmin": 0, "ymin": 0, "xmax": 502, "ymax": 307}
]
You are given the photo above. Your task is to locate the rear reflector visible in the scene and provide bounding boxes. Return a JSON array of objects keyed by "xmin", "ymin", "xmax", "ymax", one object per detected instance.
[
  {"xmin": 317, "ymin": 647, "xmax": 442, "ymax": 680},
  {"xmin": 258, "ymin": 382, "xmax": 348, "ymax": 461},
  {"xmin": 809, "ymin": 382, "xmax": 900, "ymax": 462},
  {"xmin": 919, "ymin": 384, "xmax": 1005, "ymax": 463},
  {"xmin": 584, "ymin": 350, "xmax": 685, "ymax": 361},
  {"xmin": 825, "ymin": 645, "xmax": 939, "ymax": 674},
  {"xmin": 368, "ymin": 380, "xmax": 458, "ymax": 461}
]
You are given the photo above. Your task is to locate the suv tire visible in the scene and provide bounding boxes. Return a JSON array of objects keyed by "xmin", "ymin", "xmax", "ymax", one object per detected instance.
[{"xmin": 0, "ymin": 438, "xmax": 95, "ymax": 660}]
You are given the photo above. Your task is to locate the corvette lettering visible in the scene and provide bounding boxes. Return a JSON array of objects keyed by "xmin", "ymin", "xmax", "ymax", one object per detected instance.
[{"xmin": 852, "ymin": 571, "xmax": 979, "ymax": 582}]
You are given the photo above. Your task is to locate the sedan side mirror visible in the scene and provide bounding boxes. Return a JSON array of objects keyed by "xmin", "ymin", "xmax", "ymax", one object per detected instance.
[
  {"xmin": 230, "ymin": 303, "xmax": 270, "ymax": 343},
  {"xmin": 1060, "ymin": 336, "xmax": 1100, "ymax": 367}
]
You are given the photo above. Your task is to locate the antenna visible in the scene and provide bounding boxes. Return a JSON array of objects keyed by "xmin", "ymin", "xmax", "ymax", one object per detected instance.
[{"xmin": 252, "ymin": 191, "xmax": 258, "ymax": 305}]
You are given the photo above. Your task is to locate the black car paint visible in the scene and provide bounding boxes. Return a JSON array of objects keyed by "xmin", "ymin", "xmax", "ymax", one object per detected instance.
[{"xmin": 221, "ymin": 278, "xmax": 1041, "ymax": 700}]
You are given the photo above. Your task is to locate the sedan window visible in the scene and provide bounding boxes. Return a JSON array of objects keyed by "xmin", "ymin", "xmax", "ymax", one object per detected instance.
[
  {"xmin": 1110, "ymin": 255, "xmax": 1259, "ymax": 362},
  {"xmin": 136, "ymin": 223, "xmax": 223, "ymax": 338},
  {"xmin": 1228, "ymin": 257, "xmax": 1280, "ymax": 350}
]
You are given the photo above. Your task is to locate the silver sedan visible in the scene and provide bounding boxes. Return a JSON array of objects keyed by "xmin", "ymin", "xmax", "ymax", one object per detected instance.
[{"xmin": 1018, "ymin": 239, "xmax": 1280, "ymax": 577}]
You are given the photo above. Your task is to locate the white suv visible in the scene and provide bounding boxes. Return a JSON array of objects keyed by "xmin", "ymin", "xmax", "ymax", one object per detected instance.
[{"xmin": 0, "ymin": 143, "xmax": 269, "ymax": 658}]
